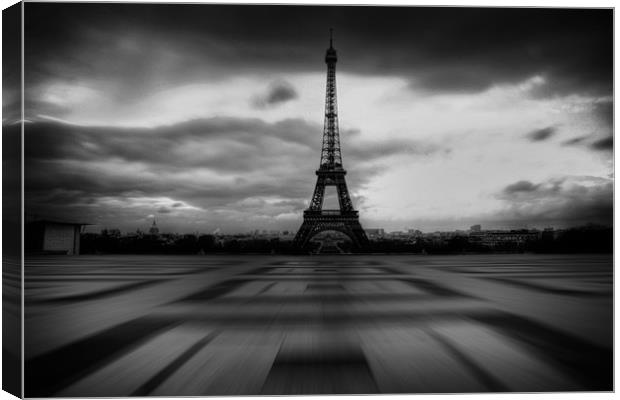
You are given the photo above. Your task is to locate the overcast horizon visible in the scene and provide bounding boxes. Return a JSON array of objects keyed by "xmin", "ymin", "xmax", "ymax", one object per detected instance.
[{"xmin": 13, "ymin": 3, "xmax": 613, "ymax": 234}]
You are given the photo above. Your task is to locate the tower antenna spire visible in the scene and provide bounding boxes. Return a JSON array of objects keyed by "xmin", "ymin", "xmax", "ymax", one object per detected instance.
[{"xmin": 330, "ymin": 28, "xmax": 333, "ymax": 47}]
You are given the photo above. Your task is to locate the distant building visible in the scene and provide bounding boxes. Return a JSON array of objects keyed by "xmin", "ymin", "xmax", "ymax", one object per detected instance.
[
  {"xmin": 470, "ymin": 224, "xmax": 482, "ymax": 232},
  {"xmin": 25, "ymin": 220, "xmax": 86, "ymax": 255},
  {"xmin": 365, "ymin": 228, "xmax": 385, "ymax": 237},
  {"xmin": 542, "ymin": 227, "xmax": 559, "ymax": 241},
  {"xmin": 388, "ymin": 231, "xmax": 405, "ymax": 237},
  {"xmin": 149, "ymin": 220, "xmax": 160, "ymax": 236},
  {"xmin": 469, "ymin": 230, "xmax": 540, "ymax": 247}
]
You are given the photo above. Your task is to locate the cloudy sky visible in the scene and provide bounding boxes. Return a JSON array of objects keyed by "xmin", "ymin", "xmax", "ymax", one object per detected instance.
[{"xmin": 16, "ymin": 3, "xmax": 612, "ymax": 233}]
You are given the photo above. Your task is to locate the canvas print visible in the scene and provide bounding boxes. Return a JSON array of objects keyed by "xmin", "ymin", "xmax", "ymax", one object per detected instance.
[{"xmin": 2, "ymin": 2, "xmax": 613, "ymax": 397}]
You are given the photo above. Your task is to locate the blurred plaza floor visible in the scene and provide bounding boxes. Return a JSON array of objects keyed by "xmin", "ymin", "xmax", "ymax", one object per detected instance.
[{"xmin": 20, "ymin": 254, "xmax": 612, "ymax": 396}]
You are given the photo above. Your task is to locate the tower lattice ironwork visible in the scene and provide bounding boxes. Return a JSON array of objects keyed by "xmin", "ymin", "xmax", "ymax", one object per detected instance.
[{"xmin": 294, "ymin": 31, "xmax": 369, "ymax": 251}]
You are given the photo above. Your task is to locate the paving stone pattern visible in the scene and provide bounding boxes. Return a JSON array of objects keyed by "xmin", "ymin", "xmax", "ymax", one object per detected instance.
[{"xmin": 23, "ymin": 254, "xmax": 612, "ymax": 396}]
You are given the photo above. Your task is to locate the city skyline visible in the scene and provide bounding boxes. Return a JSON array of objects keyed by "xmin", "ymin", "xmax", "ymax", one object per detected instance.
[
  {"xmin": 17, "ymin": 4, "xmax": 613, "ymax": 234},
  {"xmin": 78, "ymin": 219, "xmax": 606, "ymax": 237}
]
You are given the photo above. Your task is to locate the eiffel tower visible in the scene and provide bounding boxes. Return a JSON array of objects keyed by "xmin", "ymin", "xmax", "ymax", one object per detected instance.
[{"xmin": 294, "ymin": 31, "xmax": 370, "ymax": 251}]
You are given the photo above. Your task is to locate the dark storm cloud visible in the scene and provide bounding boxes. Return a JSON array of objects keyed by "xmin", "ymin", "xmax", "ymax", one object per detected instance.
[
  {"xmin": 497, "ymin": 177, "xmax": 612, "ymax": 226},
  {"xmin": 593, "ymin": 100, "xmax": 613, "ymax": 127},
  {"xmin": 24, "ymin": 117, "xmax": 319, "ymax": 171},
  {"xmin": 24, "ymin": 118, "xmax": 443, "ymax": 224},
  {"xmin": 2, "ymin": 3, "xmax": 21, "ymax": 123},
  {"xmin": 25, "ymin": 118, "xmax": 437, "ymax": 171},
  {"xmin": 24, "ymin": 4, "xmax": 612, "ymax": 101},
  {"xmin": 562, "ymin": 134, "xmax": 612, "ymax": 152},
  {"xmin": 526, "ymin": 126, "xmax": 556, "ymax": 142},
  {"xmin": 503, "ymin": 180, "xmax": 540, "ymax": 194},
  {"xmin": 23, "ymin": 117, "xmax": 322, "ymax": 219},
  {"xmin": 562, "ymin": 136, "xmax": 588, "ymax": 146},
  {"xmin": 345, "ymin": 138, "xmax": 443, "ymax": 162},
  {"xmin": 590, "ymin": 136, "xmax": 613, "ymax": 151},
  {"xmin": 252, "ymin": 80, "xmax": 298, "ymax": 108}
]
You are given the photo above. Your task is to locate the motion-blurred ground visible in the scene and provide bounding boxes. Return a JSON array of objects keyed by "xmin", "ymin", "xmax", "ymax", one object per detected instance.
[{"xmin": 22, "ymin": 254, "xmax": 612, "ymax": 396}]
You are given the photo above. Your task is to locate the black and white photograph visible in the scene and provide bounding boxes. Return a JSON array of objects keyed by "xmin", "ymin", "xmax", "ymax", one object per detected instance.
[{"xmin": 1, "ymin": 1, "xmax": 614, "ymax": 397}]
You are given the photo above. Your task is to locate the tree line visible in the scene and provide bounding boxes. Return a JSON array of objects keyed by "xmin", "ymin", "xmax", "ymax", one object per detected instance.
[{"xmin": 79, "ymin": 225, "xmax": 612, "ymax": 254}]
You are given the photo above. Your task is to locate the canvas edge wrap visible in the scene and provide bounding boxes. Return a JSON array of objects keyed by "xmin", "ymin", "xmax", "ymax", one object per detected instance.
[{"xmin": 3, "ymin": 1, "xmax": 24, "ymax": 398}]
